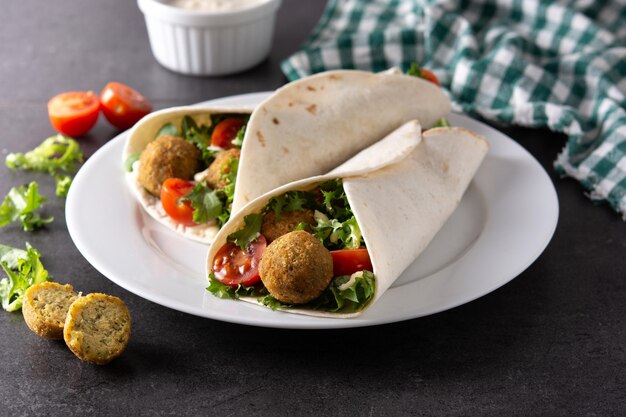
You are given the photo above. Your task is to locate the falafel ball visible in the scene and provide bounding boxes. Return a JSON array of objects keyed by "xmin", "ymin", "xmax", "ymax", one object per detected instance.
[
  {"xmin": 137, "ymin": 135, "xmax": 201, "ymax": 196},
  {"xmin": 259, "ymin": 230, "xmax": 333, "ymax": 304},
  {"xmin": 204, "ymin": 148, "xmax": 241, "ymax": 190},
  {"xmin": 261, "ymin": 209, "xmax": 316, "ymax": 243}
]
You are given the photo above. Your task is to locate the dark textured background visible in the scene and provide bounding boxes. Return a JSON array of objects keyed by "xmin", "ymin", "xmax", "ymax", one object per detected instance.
[{"xmin": 1, "ymin": 1, "xmax": 624, "ymax": 416}]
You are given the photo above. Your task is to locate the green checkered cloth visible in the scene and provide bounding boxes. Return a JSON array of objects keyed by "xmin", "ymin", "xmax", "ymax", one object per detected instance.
[{"xmin": 282, "ymin": 0, "xmax": 626, "ymax": 216}]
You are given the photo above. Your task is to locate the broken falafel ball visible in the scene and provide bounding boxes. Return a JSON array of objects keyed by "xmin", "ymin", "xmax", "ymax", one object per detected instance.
[
  {"xmin": 259, "ymin": 230, "xmax": 333, "ymax": 304},
  {"xmin": 137, "ymin": 135, "xmax": 201, "ymax": 196}
]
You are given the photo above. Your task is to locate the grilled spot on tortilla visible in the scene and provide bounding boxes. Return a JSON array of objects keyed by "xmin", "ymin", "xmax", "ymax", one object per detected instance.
[
  {"xmin": 257, "ymin": 131, "xmax": 266, "ymax": 147},
  {"xmin": 306, "ymin": 104, "xmax": 317, "ymax": 114}
]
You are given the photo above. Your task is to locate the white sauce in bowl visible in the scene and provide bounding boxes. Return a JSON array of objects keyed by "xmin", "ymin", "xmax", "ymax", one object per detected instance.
[{"xmin": 166, "ymin": 0, "xmax": 263, "ymax": 11}]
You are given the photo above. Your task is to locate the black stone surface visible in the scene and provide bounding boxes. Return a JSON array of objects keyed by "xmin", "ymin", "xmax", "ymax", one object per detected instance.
[{"xmin": 1, "ymin": 1, "xmax": 624, "ymax": 416}]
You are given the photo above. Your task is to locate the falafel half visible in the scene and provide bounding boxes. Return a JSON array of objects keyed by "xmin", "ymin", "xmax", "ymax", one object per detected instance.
[
  {"xmin": 204, "ymin": 148, "xmax": 241, "ymax": 190},
  {"xmin": 261, "ymin": 209, "xmax": 316, "ymax": 243},
  {"xmin": 137, "ymin": 135, "xmax": 201, "ymax": 196},
  {"xmin": 259, "ymin": 230, "xmax": 333, "ymax": 304}
]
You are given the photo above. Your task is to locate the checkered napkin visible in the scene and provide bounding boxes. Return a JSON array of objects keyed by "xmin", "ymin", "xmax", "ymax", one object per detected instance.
[{"xmin": 281, "ymin": 0, "xmax": 626, "ymax": 217}]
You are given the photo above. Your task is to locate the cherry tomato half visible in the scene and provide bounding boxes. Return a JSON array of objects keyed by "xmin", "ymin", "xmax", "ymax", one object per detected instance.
[
  {"xmin": 330, "ymin": 248, "xmax": 373, "ymax": 277},
  {"xmin": 213, "ymin": 235, "xmax": 267, "ymax": 287},
  {"xmin": 48, "ymin": 91, "xmax": 101, "ymax": 137},
  {"xmin": 100, "ymin": 82, "xmax": 152, "ymax": 130},
  {"xmin": 211, "ymin": 118, "xmax": 244, "ymax": 149},
  {"xmin": 160, "ymin": 178, "xmax": 196, "ymax": 227},
  {"xmin": 419, "ymin": 68, "xmax": 441, "ymax": 86}
]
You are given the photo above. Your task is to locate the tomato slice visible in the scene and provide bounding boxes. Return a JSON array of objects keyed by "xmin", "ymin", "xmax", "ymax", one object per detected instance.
[
  {"xmin": 419, "ymin": 68, "xmax": 441, "ymax": 86},
  {"xmin": 48, "ymin": 91, "xmax": 100, "ymax": 137},
  {"xmin": 160, "ymin": 178, "xmax": 196, "ymax": 227},
  {"xmin": 330, "ymin": 248, "xmax": 373, "ymax": 277},
  {"xmin": 213, "ymin": 235, "xmax": 267, "ymax": 287},
  {"xmin": 100, "ymin": 82, "xmax": 152, "ymax": 130},
  {"xmin": 211, "ymin": 118, "xmax": 244, "ymax": 149}
]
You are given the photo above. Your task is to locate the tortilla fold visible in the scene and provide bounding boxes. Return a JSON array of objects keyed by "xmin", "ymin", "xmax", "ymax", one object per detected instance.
[
  {"xmin": 232, "ymin": 69, "xmax": 451, "ymax": 213},
  {"xmin": 206, "ymin": 122, "xmax": 489, "ymax": 317}
]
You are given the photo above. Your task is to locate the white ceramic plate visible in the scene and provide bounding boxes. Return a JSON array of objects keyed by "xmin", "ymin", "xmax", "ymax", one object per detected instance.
[{"xmin": 66, "ymin": 92, "xmax": 559, "ymax": 329}]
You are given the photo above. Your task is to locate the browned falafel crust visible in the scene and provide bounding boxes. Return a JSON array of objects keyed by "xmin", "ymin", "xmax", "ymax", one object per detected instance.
[
  {"xmin": 137, "ymin": 135, "xmax": 201, "ymax": 196},
  {"xmin": 259, "ymin": 230, "xmax": 333, "ymax": 304},
  {"xmin": 261, "ymin": 209, "xmax": 316, "ymax": 243},
  {"xmin": 204, "ymin": 148, "xmax": 241, "ymax": 190}
]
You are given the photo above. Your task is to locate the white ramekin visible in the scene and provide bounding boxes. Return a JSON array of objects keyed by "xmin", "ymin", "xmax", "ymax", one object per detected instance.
[{"xmin": 137, "ymin": 0, "xmax": 282, "ymax": 76}]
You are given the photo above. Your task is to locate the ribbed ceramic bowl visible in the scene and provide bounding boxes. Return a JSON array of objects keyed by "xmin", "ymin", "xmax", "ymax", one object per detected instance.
[{"xmin": 137, "ymin": 0, "xmax": 282, "ymax": 76}]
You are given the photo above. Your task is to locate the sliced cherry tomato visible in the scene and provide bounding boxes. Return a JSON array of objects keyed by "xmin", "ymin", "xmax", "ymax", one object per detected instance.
[
  {"xmin": 330, "ymin": 248, "xmax": 373, "ymax": 277},
  {"xmin": 213, "ymin": 235, "xmax": 267, "ymax": 287},
  {"xmin": 211, "ymin": 118, "xmax": 244, "ymax": 149},
  {"xmin": 160, "ymin": 178, "xmax": 196, "ymax": 227},
  {"xmin": 100, "ymin": 81, "xmax": 152, "ymax": 130},
  {"xmin": 419, "ymin": 68, "xmax": 441, "ymax": 86},
  {"xmin": 48, "ymin": 91, "xmax": 100, "ymax": 137}
]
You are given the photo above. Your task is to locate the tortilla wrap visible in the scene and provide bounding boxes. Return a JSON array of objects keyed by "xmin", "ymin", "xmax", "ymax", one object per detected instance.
[
  {"xmin": 232, "ymin": 69, "xmax": 451, "ymax": 213},
  {"xmin": 123, "ymin": 105, "xmax": 254, "ymax": 243},
  {"xmin": 123, "ymin": 69, "xmax": 450, "ymax": 244},
  {"xmin": 206, "ymin": 122, "xmax": 489, "ymax": 317}
]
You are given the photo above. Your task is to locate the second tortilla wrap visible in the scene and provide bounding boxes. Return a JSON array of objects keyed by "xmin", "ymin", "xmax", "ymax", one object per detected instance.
[{"xmin": 206, "ymin": 122, "xmax": 489, "ymax": 317}]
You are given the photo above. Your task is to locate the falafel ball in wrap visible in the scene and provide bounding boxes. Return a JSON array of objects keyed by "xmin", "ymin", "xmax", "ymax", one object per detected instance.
[
  {"xmin": 123, "ymin": 106, "xmax": 254, "ymax": 243},
  {"xmin": 123, "ymin": 69, "xmax": 450, "ymax": 244},
  {"xmin": 206, "ymin": 121, "xmax": 489, "ymax": 318}
]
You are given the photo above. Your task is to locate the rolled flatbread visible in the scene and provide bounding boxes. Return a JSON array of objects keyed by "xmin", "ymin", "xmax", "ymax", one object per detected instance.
[
  {"xmin": 123, "ymin": 69, "xmax": 451, "ymax": 244},
  {"xmin": 206, "ymin": 122, "xmax": 489, "ymax": 317}
]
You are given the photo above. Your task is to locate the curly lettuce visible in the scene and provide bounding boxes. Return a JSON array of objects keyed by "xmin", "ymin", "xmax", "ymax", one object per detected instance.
[
  {"xmin": 5, "ymin": 134, "xmax": 83, "ymax": 175},
  {"xmin": 0, "ymin": 182, "xmax": 53, "ymax": 231},
  {"xmin": 0, "ymin": 243, "xmax": 50, "ymax": 312}
]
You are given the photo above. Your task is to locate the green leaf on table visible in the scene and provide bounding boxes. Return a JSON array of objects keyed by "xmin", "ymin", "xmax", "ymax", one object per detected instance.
[
  {"xmin": 0, "ymin": 243, "xmax": 50, "ymax": 312},
  {"xmin": 55, "ymin": 175, "xmax": 72, "ymax": 198},
  {"xmin": 5, "ymin": 134, "xmax": 83, "ymax": 175},
  {"xmin": 0, "ymin": 182, "xmax": 53, "ymax": 231}
]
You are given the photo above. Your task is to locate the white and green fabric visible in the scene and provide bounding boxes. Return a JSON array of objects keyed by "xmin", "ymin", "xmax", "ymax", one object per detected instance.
[{"xmin": 282, "ymin": 0, "xmax": 626, "ymax": 216}]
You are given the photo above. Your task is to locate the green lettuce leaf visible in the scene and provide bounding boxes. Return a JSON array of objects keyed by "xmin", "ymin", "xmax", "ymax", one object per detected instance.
[
  {"xmin": 55, "ymin": 175, "xmax": 72, "ymax": 198},
  {"xmin": 182, "ymin": 183, "xmax": 224, "ymax": 224},
  {"xmin": 5, "ymin": 134, "xmax": 83, "ymax": 175},
  {"xmin": 310, "ymin": 271, "xmax": 376, "ymax": 313},
  {"xmin": 206, "ymin": 273, "xmax": 264, "ymax": 299},
  {"xmin": 0, "ymin": 243, "xmax": 50, "ymax": 312},
  {"xmin": 230, "ymin": 123, "xmax": 246, "ymax": 148},
  {"xmin": 266, "ymin": 190, "xmax": 313, "ymax": 220},
  {"xmin": 431, "ymin": 117, "xmax": 450, "ymax": 128},
  {"xmin": 227, "ymin": 213, "xmax": 263, "ymax": 250},
  {"xmin": 179, "ymin": 156, "xmax": 239, "ymax": 226},
  {"xmin": 123, "ymin": 152, "xmax": 141, "ymax": 172},
  {"xmin": 156, "ymin": 122, "xmax": 179, "ymax": 138},
  {"xmin": 0, "ymin": 182, "xmax": 53, "ymax": 231}
]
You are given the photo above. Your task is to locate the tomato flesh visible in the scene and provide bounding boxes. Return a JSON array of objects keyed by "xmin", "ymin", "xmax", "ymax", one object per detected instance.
[
  {"xmin": 211, "ymin": 118, "xmax": 244, "ymax": 149},
  {"xmin": 48, "ymin": 91, "xmax": 101, "ymax": 137},
  {"xmin": 160, "ymin": 178, "xmax": 196, "ymax": 227},
  {"xmin": 213, "ymin": 235, "xmax": 267, "ymax": 287},
  {"xmin": 419, "ymin": 68, "xmax": 440, "ymax": 86},
  {"xmin": 100, "ymin": 82, "xmax": 152, "ymax": 130},
  {"xmin": 330, "ymin": 248, "xmax": 373, "ymax": 277}
]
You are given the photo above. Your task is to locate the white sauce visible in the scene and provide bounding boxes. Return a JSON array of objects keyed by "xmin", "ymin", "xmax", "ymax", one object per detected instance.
[{"xmin": 166, "ymin": 0, "xmax": 263, "ymax": 11}]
